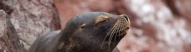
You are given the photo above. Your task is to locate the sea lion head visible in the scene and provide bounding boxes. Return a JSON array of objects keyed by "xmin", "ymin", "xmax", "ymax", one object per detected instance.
[{"xmin": 60, "ymin": 12, "xmax": 130, "ymax": 51}]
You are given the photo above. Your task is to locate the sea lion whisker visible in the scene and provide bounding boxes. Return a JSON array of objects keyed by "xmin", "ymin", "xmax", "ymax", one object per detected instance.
[
  {"xmin": 101, "ymin": 25, "xmax": 116, "ymax": 48},
  {"xmin": 113, "ymin": 26, "xmax": 119, "ymax": 43},
  {"xmin": 108, "ymin": 26, "xmax": 118, "ymax": 46},
  {"xmin": 109, "ymin": 21, "xmax": 121, "ymax": 42},
  {"xmin": 113, "ymin": 22, "xmax": 121, "ymax": 45},
  {"xmin": 101, "ymin": 19, "xmax": 120, "ymax": 48},
  {"xmin": 110, "ymin": 20, "xmax": 122, "ymax": 38},
  {"xmin": 108, "ymin": 20, "xmax": 124, "ymax": 47},
  {"xmin": 120, "ymin": 20, "xmax": 125, "ymax": 31},
  {"xmin": 109, "ymin": 24, "xmax": 118, "ymax": 40},
  {"xmin": 107, "ymin": 20, "xmax": 121, "ymax": 51},
  {"xmin": 117, "ymin": 21, "xmax": 124, "ymax": 40}
]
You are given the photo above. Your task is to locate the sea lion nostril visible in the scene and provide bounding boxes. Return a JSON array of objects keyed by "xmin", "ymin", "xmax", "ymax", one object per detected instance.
[
  {"xmin": 120, "ymin": 14, "xmax": 128, "ymax": 21},
  {"xmin": 123, "ymin": 15, "xmax": 128, "ymax": 20}
]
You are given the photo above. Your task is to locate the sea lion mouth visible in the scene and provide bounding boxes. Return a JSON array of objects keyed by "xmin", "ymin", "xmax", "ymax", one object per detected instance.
[
  {"xmin": 115, "ymin": 27, "xmax": 129, "ymax": 36},
  {"xmin": 110, "ymin": 27, "xmax": 128, "ymax": 42}
]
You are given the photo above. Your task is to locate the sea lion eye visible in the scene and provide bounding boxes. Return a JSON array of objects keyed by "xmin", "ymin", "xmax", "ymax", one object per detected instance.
[
  {"xmin": 81, "ymin": 24, "xmax": 86, "ymax": 28},
  {"xmin": 95, "ymin": 15, "xmax": 109, "ymax": 24},
  {"xmin": 100, "ymin": 19, "xmax": 108, "ymax": 23}
]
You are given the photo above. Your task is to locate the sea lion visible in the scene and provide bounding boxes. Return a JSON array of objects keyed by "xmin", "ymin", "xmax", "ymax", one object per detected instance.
[{"xmin": 29, "ymin": 12, "xmax": 130, "ymax": 52}]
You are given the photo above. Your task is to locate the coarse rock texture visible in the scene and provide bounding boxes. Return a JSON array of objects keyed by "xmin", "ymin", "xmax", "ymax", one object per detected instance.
[
  {"xmin": 54, "ymin": 0, "xmax": 191, "ymax": 52},
  {"xmin": 0, "ymin": 10, "xmax": 26, "ymax": 52},
  {"xmin": 0, "ymin": 0, "xmax": 61, "ymax": 50}
]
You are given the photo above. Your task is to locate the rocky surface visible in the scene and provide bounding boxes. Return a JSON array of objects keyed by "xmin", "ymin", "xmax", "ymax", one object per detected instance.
[
  {"xmin": 0, "ymin": 10, "xmax": 26, "ymax": 52},
  {"xmin": 0, "ymin": 0, "xmax": 61, "ymax": 50},
  {"xmin": 54, "ymin": 0, "xmax": 191, "ymax": 52}
]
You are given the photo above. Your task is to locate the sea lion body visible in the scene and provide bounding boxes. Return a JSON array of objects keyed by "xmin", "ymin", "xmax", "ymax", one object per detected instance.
[{"xmin": 29, "ymin": 12, "xmax": 130, "ymax": 52}]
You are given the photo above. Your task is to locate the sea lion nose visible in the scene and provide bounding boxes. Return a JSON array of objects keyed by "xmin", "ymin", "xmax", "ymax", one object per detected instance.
[{"xmin": 120, "ymin": 14, "xmax": 128, "ymax": 21}]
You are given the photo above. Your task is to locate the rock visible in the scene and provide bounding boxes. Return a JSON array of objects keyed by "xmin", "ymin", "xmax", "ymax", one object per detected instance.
[
  {"xmin": 0, "ymin": 10, "xmax": 26, "ymax": 52},
  {"xmin": 0, "ymin": 0, "xmax": 61, "ymax": 49}
]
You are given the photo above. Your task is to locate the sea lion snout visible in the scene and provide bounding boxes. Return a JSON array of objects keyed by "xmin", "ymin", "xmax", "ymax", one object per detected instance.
[
  {"xmin": 112, "ymin": 14, "xmax": 130, "ymax": 36},
  {"xmin": 119, "ymin": 14, "xmax": 130, "ymax": 28}
]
